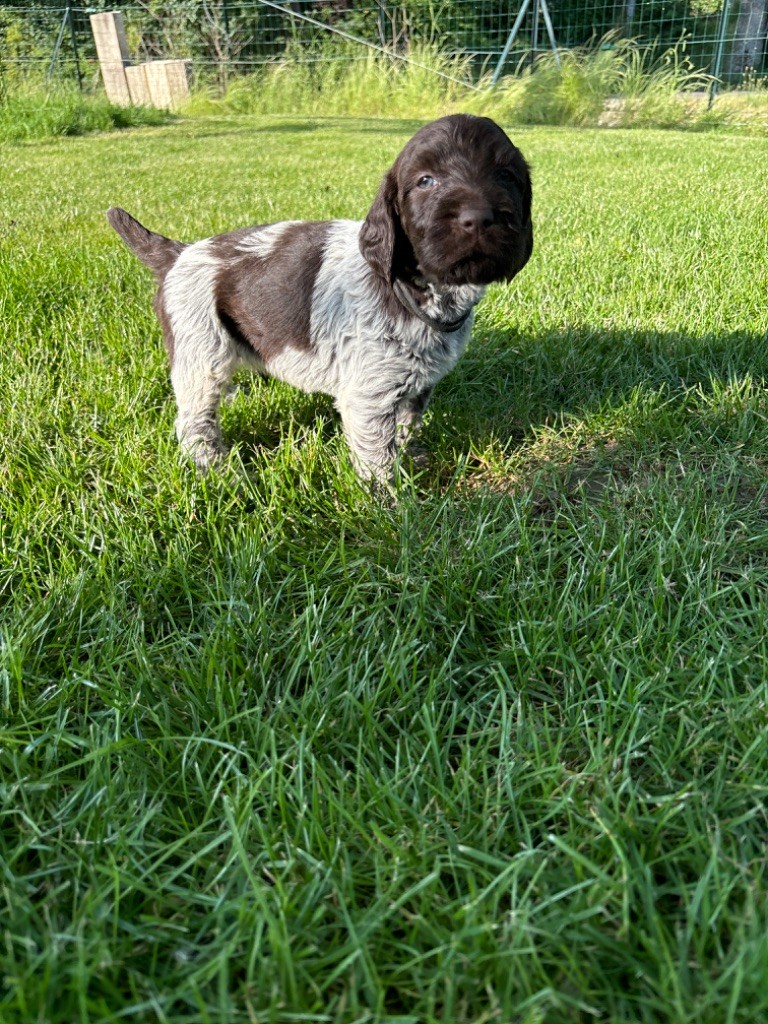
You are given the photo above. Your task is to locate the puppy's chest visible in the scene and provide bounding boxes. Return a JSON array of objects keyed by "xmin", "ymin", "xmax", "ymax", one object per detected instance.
[
  {"xmin": 330, "ymin": 319, "xmax": 470, "ymax": 400},
  {"xmin": 388, "ymin": 328, "xmax": 468, "ymax": 392}
]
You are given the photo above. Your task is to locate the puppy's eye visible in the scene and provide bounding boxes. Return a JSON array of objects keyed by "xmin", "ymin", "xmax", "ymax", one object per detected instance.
[
  {"xmin": 496, "ymin": 167, "xmax": 516, "ymax": 184},
  {"xmin": 417, "ymin": 175, "xmax": 437, "ymax": 189}
]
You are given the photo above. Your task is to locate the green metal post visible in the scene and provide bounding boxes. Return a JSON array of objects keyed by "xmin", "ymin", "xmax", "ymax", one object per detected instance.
[
  {"xmin": 68, "ymin": 7, "xmax": 83, "ymax": 92},
  {"xmin": 709, "ymin": 0, "xmax": 733, "ymax": 107}
]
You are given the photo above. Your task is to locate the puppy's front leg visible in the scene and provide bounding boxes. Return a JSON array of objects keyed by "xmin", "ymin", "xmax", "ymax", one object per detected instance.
[
  {"xmin": 396, "ymin": 387, "xmax": 434, "ymax": 449},
  {"xmin": 337, "ymin": 393, "xmax": 398, "ymax": 482}
]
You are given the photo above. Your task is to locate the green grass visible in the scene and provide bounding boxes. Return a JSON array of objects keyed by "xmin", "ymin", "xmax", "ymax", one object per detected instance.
[
  {"xmin": 179, "ymin": 39, "xmax": 768, "ymax": 134},
  {"xmin": 5, "ymin": 38, "xmax": 768, "ymax": 141},
  {"xmin": 0, "ymin": 85, "xmax": 173, "ymax": 142},
  {"xmin": 2, "ymin": 116, "xmax": 768, "ymax": 1023}
]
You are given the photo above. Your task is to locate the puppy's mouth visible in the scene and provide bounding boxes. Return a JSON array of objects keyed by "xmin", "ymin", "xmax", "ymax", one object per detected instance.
[
  {"xmin": 451, "ymin": 248, "xmax": 513, "ymax": 285},
  {"xmin": 415, "ymin": 215, "xmax": 528, "ymax": 287},
  {"xmin": 432, "ymin": 243, "xmax": 521, "ymax": 287}
]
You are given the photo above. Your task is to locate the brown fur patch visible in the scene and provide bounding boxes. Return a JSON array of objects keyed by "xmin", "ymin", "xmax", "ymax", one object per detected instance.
[
  {"xmin": 360, "ymin": 115, "xmax": 532, "ymax": 292},
  {"xmin": 213, "ymin": 222, "xmax": 329, "ymax": 361}
]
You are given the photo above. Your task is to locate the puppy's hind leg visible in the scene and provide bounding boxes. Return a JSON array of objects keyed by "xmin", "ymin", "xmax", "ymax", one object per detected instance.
[
  {"xmin": 170, "ymin": 323, "xmax": 240, "ymax": 471},
  {"xmin": 161, "ymin": 247, "xmax": 239, "ymax": 472}
]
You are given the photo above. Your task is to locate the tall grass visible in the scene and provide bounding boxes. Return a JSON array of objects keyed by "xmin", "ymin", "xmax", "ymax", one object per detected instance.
[
  {"xmin": 182, "ymin": 37, "xmax": 768, "ymax": 133},
  {"xmin": 0, "ymin": 84, "xmax": 172, "ymax": 142},
  {"xmin": 482, "ymin": 36, "xmax": 717, "ymax": 128},
  {"xmin": 183, "ymin": 42, "xmax": 476, "ymax": 120},
  {"xmin": 3, "ymin": 38, "xmax": 767, "ymax": 141}
]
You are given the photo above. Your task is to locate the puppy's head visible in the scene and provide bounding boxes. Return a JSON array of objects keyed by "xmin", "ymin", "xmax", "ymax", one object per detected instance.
[{"xmin": 360, "ymin": 114, "xmax": 532, "ymax": 290}]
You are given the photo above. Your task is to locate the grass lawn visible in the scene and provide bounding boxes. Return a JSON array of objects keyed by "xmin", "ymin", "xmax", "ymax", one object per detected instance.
[{"xmin": 2, "ymin": 115, "xmax": 768, "ymax": 1023}]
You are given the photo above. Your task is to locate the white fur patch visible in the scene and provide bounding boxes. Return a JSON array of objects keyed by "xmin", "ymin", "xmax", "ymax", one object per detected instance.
[{"xmin": 237, "ymin": 221, "xmax": 302, "ymax": 258}]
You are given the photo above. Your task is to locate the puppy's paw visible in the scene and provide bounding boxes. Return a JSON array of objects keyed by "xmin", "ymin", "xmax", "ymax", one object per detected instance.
[{"xmin": 186, "ymin": 440, "xmax": 227, "ymax": 474}]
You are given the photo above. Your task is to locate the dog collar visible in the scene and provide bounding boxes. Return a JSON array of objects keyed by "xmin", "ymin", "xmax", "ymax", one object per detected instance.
[{"xmin": 393, "ymin": 279, "xmax": 472, "ymax": 334}]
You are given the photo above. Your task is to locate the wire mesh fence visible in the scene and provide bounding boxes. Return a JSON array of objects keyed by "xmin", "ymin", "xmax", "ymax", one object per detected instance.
[{"xmin": 1, "ymin": 0, "xmax": 766, "ymax": 94}]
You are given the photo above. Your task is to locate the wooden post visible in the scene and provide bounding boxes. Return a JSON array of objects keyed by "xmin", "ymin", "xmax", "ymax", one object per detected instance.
[
  {"xmin": 125, "ymin": 64, "xmax": 151, "ymax": 106},
  {"xmin": 90, "ymin": 11, "xmax": 190, "ymax": 110},
  {"xmin": 90, "ymin": 11, "xmax": 131, "ymax": 106},
  {"xmin": 144, "ymin": 60, "xmax": 191, "ymax": 109}
]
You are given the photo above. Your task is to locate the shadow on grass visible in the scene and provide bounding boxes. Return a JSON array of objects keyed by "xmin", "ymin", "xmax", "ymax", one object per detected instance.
[
  {"xmin": 219, "ymin": 324, "xmax": 768, "ymax": 496},
  {"xmin": 252, "ymin": 116, "xmax": 425, "ymax": 135},
  {"xmin": 180, "ymin": 117, "xmax": 425, "ymax": 143},
  {"xmin": 435, "ymin": 325, "xmax": 768, "ymax": 439}
]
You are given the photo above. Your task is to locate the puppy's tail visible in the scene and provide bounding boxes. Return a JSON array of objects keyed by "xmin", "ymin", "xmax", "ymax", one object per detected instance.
[{"xmin": 107, "ymin": 207, "xmax": 187, "ymax": 280}]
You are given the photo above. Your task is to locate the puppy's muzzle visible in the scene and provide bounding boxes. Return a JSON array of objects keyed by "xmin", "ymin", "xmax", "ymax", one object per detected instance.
[{"xmin": 457, "ymin": 205, "xmax": 496, "ymax": 235}]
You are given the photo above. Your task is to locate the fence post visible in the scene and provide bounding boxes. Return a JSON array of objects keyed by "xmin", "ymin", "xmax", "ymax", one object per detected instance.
[
  {"xmin": 492, "ymin": 0, "xmax": 559, "ymax": 84},
  {"xmin": 90, "ymin": 11, "xmax": 132, "ymax": 105},
  {"xmin": 492, "ymin": 0, "xmax": 532, "ymax": 84},
  {"xmin": 46, "ymin": 7, "xmax": 69, "ymax": 84},
  {"xmin": 377, "ymin": 0, "xmax": 389, "ymax": 50},
  {"xmin": 221, "ymin": 0, "xmax": 231, "ymax": 86},
  {"xmin": 530, "ymin": 0, "xmax": 540, "ymax": 68},
  {"xmin": 709, "ymin": 0, "xmax": 733, "ymax": 106},
  {"xmin": 68, "ymin": 7, "xmax": 83, "ymax": 91}
]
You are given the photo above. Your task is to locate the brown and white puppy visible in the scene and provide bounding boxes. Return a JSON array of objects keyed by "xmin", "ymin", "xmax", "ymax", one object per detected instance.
[{"xmin": 107, "ymin": 114, "xmax": 532, "ymax": 481}]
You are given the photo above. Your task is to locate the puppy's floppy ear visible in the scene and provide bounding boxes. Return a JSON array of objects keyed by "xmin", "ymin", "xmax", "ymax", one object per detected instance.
[
  {"xmin": 519, "ymin": 163, "xmax": 533, "ymax": 231},
  {"xmin": 506, "ymin": 161, "xmax": 534, "ymax": 281},
  {"xmin": 359, "ymin": 168, "xmax": 399, "ymax": 282},
  {"xmin": 511, "ymin": 217, "xmax": 534, "ymax": 280}
]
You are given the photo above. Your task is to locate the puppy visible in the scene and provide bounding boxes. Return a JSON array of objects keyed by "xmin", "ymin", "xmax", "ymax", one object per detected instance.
[{"xmin": 107, "ymin": 114, "xmax": 532, "ymax": 481}]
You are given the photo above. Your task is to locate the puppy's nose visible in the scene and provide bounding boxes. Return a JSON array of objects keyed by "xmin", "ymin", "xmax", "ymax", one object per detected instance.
[{"xmin": 458, "ymin": 206, "xmax": 495, "ymax": 232}]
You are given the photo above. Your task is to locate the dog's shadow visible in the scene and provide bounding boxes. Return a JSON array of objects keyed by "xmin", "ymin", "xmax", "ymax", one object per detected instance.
[
  {"xmin": 432, "ymin": 324, "xmax": 768, "ymax": 493},
  {"xmin": 220, "ymin": 325, "xmax": 768, "ymax": 493},
  {"xmin": 222, "ymin": 375, "xmax": 337, "ymax": 451}
]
